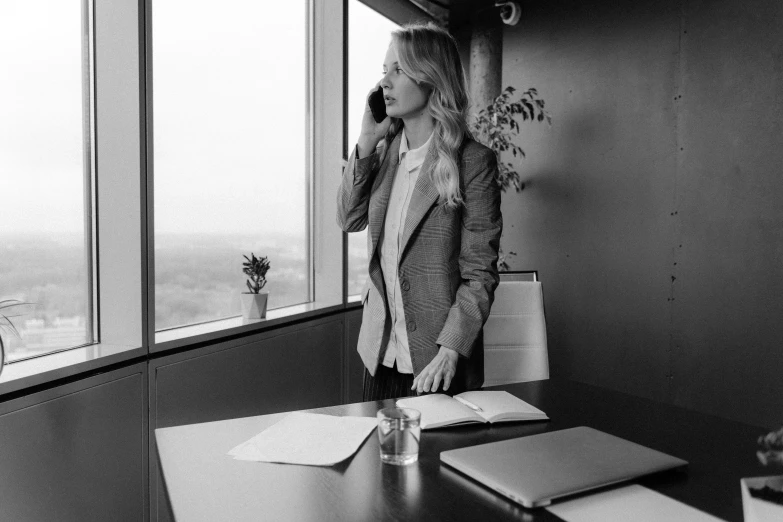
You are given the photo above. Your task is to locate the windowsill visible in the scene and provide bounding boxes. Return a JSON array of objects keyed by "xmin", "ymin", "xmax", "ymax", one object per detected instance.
[
  {"xmin": 153, "ymin": 300, "xmax": 350, "ymax": 352},
  {"xmin": 0, "ymin": 299, "xmax": 365, "ymax": 401},
  {"xmin": 0, "ymin": 342, "xmax": 144, "ymax": 399}
]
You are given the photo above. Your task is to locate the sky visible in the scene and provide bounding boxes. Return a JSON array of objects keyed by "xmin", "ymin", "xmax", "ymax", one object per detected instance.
[
  {"xmin": 0, "ymin": 1, "xmax": 84, "ymax": 236},
  {"xmin": 0, "ymin": 0, "xmax": 399, "ymax": 237}
]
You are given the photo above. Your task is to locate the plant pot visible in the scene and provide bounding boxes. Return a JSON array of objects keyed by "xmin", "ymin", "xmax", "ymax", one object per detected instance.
[
  {"xmin": 240, "ymin": 292, "xmax": 269, "ymax": 321},
  {"xmin": 741, "ymin": 476, "xmax": 783, "ymax": 522}
]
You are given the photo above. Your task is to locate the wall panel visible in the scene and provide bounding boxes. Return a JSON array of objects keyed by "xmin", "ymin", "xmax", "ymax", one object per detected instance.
[{"xmin": 0, "ymin": 364, "xmax": 147, "ymax": 522}]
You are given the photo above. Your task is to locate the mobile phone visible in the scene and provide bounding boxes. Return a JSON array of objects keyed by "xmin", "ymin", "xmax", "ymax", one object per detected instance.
[{"xmin": 368, "ymin": 86, "xmax": 387, "ymax": 123}]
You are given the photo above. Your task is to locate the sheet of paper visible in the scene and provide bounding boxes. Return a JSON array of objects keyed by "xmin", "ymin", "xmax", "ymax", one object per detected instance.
[
  {"xmin": 546, "ymin": 484, "xmax": 726, "ymax": 522},
  {"xmin": 228, "ymin": 412, "xmax": 378, "ymax": 466}
]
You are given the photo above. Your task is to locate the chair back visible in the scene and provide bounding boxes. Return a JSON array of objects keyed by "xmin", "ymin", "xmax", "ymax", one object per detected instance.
[{"xmin": 483, "ymin": 273, "xmax": 549, "ymax": 386}]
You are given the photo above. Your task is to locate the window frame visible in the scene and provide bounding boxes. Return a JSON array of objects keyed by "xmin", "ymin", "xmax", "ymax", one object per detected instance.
[
  {"xmin": 357, "ymin": 0, "xmax": 433, "ymax": 25},
  {"xmin": 0, "ymin": 0, "xmax": 350, "ymax": 395},
  {"xmin": 146, "ymin": 0, "xmax": 345, "ymax": 351},
  {"xmin": 0, "ymin": 0, "xmax": 146, "ymax": 395},
  {"xmin": 0, "ymin": 0, "xmax": 99, "ymax": 365}
]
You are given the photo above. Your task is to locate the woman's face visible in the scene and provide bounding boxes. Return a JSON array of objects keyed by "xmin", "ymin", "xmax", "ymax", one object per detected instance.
[{"xmin": 381, "ymin": 44, "xmax": 430, "ymax": 120}]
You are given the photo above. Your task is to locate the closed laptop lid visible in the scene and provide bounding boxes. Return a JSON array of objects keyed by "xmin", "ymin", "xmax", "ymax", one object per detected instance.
[{"xmin": 440, "ymin": 426, "xmax": 688, "ymax": 508}]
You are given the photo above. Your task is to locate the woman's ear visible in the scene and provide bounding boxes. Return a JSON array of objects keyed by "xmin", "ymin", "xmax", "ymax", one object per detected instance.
[{"xmin": 415, "ymin": 78, "xmax": 433, "ymax": 92}]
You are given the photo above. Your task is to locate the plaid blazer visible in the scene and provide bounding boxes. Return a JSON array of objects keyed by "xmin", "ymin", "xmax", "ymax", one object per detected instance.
[{"xmin": 337, "ymin": 131, "xmax": 502, "ymax": 391}]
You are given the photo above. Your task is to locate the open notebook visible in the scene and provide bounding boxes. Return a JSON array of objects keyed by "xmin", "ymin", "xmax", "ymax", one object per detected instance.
[{"xmin": 397, "ymin": 391, "xmax": 548, "ymax": 430}]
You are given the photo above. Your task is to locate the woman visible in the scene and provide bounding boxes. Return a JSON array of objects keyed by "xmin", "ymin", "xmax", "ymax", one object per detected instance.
[{"xmin": 337, "ymin": 22, "xmax": 502, "ymax": 401}]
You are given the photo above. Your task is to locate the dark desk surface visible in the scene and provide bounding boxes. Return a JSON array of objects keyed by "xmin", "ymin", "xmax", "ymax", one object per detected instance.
[{"xmin": 156, "ymin": 379, "xmax": 769, "ymax": 521}]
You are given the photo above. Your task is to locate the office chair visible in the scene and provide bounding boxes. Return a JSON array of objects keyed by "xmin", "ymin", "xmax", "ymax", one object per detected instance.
[{"xmin": 483, "ymin": 271, "xmax": 550, "ymax": 387}]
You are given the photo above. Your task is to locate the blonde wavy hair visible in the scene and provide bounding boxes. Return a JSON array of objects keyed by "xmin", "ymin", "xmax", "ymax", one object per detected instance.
[{"xmin": 379, "ymin": 22, "xmax": 472, "ymax": 208}]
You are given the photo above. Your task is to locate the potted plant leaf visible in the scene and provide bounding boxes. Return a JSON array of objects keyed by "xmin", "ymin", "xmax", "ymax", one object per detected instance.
[
  {"xmin": 741, "ymin": 426, "xmax": 783, "ymax": 521},
  {"xmin": 241, "ymin": 253, "xmax": 271, "ymax": 321},
  {"xmin": 470, "ymin": 86, "xmax": 552, "ymax": 271},
  {"xmin": 0, "ymin": 299, "xmax": 27, "ymax": 379}
]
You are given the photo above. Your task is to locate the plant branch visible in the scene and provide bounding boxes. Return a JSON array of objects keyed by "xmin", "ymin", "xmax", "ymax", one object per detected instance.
[
  {"xmin": 470, "ymin": 85, "xmax": 551, "ymax": 271},
  {"xmin": 242, "ymin": 253, "xmax": 271, "ymax": 294},
  {"xmin": 470, "ymin": 85, "xmax": 551, "ymax": 194},
  {"xmin": 0, "ymin": 299, "xmax": 30, "ymax": 340}
]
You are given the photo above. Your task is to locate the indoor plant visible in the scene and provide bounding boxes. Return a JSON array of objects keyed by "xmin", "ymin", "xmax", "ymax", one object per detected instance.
[
  {"xmin": 0, "ymin": 299, "xmax": 26, "ymax": 378},
  {"xmin": 758, "ymin": 427, "xmax": 783, "ymax": 467},
  {"xmin": 741, "ymin": 426, "xmax": 783, "ymax": 521},
  {"xmin": 240, "ymin": 253, "xmax": 271, "ymax": 321},
  {"xmin": 470, "ymin": 86, "xmax": 551, "ymax": 271}
]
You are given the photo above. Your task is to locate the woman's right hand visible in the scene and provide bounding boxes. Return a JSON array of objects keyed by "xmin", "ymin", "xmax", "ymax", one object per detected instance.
[{"xmin": 357, "ymin": 83, "xmax": 391, "ymax": 158}]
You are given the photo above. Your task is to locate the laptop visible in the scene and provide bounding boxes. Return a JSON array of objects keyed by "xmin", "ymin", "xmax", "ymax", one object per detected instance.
[{"xmin": 440, "ymin": 426, "xmax": 688, "ymax": 508}]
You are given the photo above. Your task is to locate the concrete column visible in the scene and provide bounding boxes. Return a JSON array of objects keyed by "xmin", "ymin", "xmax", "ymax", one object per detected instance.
[{"xmin": 469, "ymin": 11, "xmax": 503, "ymax": 119}]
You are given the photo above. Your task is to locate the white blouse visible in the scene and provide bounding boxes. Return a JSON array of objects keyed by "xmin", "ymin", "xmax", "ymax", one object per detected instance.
[{"xmin": 378, "ymin": 128, "xmax": 433, "ymax": 374}]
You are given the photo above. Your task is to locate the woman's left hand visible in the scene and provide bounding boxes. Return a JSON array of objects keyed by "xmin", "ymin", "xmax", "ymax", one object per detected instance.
[{"xmin": 412, "ymin": 346, "xmax": 459, "ymax": 394}]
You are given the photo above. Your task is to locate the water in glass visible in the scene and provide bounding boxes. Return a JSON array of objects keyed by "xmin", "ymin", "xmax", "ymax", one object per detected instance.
[{"xmin": 377, "ymin": 407, "xmax": 421, "ymax": 465}]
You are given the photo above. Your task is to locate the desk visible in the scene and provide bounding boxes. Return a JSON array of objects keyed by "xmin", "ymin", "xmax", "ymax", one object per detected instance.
[{"xmin": 156, "ymin": 379, "xmax": 767, "ymax": 521}]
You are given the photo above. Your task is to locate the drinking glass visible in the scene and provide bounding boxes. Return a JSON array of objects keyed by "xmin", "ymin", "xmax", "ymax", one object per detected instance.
[{"xmin": 377, "ymin": 407, "xmax": 421, "ymax": 465}]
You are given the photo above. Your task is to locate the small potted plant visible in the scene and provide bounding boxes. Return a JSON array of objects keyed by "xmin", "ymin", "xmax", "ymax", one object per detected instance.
[
  {"xmin": 241, "ymin": 253, "xmax": 271, "ymax": 321},
  {"xmin": 0, "ymin": 299, "xmax": 27, "ymax": 379},
  {"xmin": 741, "ymin": 426, "xmax": 783, "ymax": 521}
]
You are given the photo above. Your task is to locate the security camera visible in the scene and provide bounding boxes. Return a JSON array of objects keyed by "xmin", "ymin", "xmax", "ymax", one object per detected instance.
[{"xmin": 495, "ymin": 1, "xmax": 521, "ymax": 26}]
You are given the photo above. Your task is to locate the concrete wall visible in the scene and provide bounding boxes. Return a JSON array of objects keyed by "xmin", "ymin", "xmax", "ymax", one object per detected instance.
[{"xmin": 454, "ymin": 0, "xmax": 783, "ymax": 429}]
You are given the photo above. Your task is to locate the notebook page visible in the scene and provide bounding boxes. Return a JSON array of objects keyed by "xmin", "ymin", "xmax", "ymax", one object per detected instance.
[
  {"xmin": 456, "ymin": 391, "xmax": 547, "ymax": 423},
  {"xmin": 397, "ymin": 394, "xmax": 483, "ymax": 429}
]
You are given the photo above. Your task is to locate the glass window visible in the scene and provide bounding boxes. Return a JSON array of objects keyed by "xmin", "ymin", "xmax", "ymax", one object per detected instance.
[
  {"xmin": 153, "ymin": 0, "xmax": 309, "ymax": 331},
  {"xmin": 0, "ymin": 1, "xmax": 94, "ymax": 362},
  {"xmin": 347, "ymin": 1, "xmax": 400, "ymax": 297}
]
